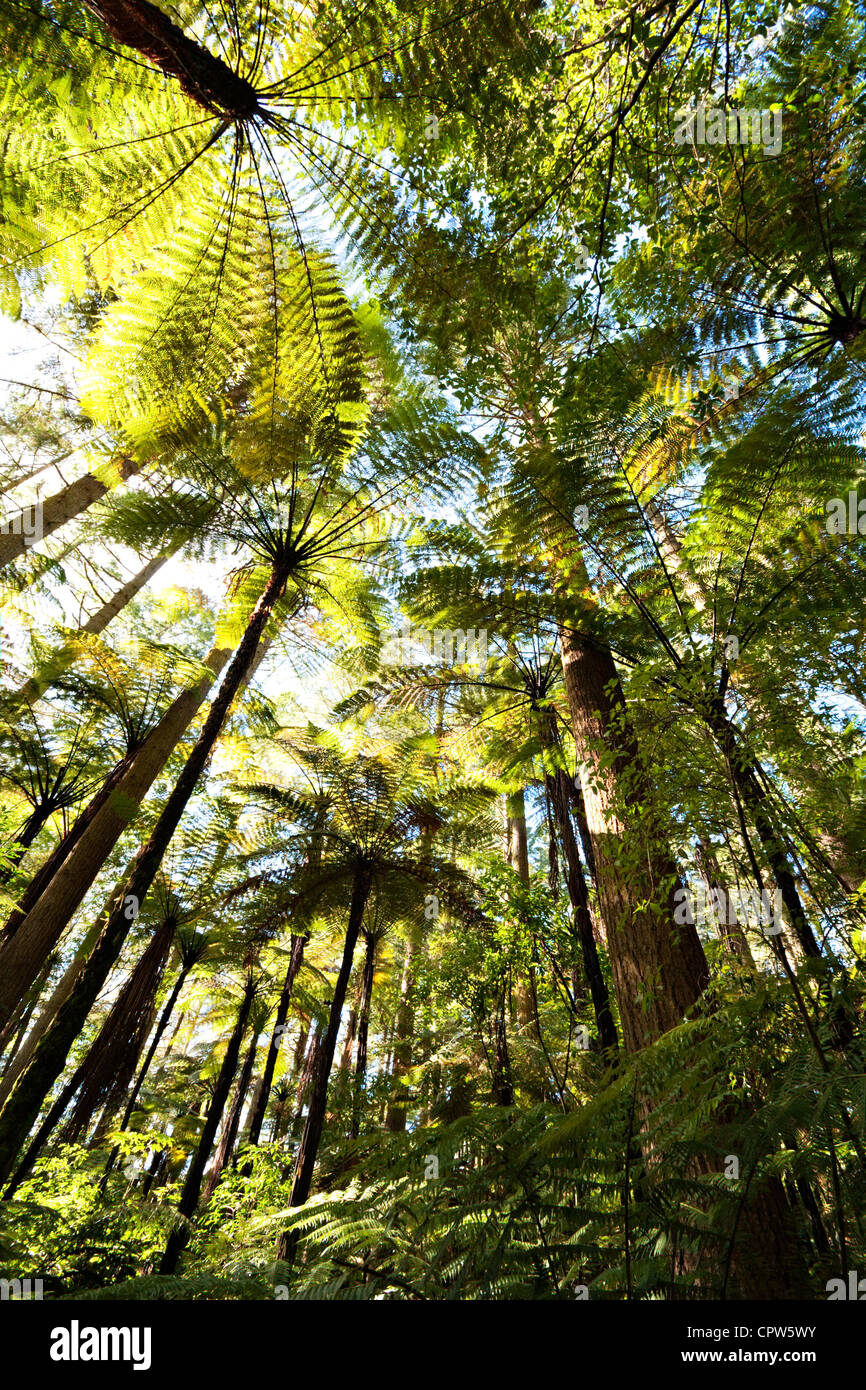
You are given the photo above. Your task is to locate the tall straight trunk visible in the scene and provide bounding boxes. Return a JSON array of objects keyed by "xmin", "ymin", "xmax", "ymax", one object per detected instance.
[
  {"xmin": 558, "ymin": 621, "xmax": 709, "ymax": 1051},
  {"xmin": 13, "ymin": 552, "xmax": 172, "ymax": 707},
  {"xmin": 383, "ymin": 818, "xmax": 437, "ymax": 1133},
  {"xmin": 0, "ymin": 954, "xmax": 52, "ymax": 1073},
  {"xmin": 202, "ymin": 1030, "xmax": 259, "ymax": 1201},
  {"xmin": 506, "ymin": 788, "xmax": 535, "ymax": 1030},
  {"xmin": 246, "ymin": 814, "xmax": 323, "ymax": 1149},
  {"xmin": 285, "ymin": 863, "xmax": 372, "ymax": 1217},
  {"xmin": 565, "ymin": 775, "xmax": 598, "ymax": 887},
  {"xmin": 159, "ymin": 975, "xmax": 257, "ymax": 1273},
  {"xmin": 270, "ymin": 1089, "xmax": 292, "ymax": 1143},
  {"xmin": 383, "ymin": 926, "xmax": 420, "ymax": 1132},
  {"xmin": 247, "ymin": 933, "xmax": 306, "ymax": 1147},
  {"xmin": 291, "ymin": 1022, "xmax": 321, "ymax": 1141},
  {"xmin": 84, "ymin": 0, "xmax": 261, "ymax": 115},
  {"xmin": 506, "ymin": 789, "xmax": 530, "ymax": 882},
  {"xmin": 292, "ymin": 1019, "xmax": 309, "ymax": 1073},
  {"xmin": 340, "ymin": 986, "xmax": 361, "ymax": 1071},
  {"xmin": 0, "ymin": 561, "xmax": 287, "ymax": 1184},
  {"xmin": 0, "ymin": 643, "xmax": 231, "ymax": 1027},
  {"xmin": 2, "ymin": 914, "xmax": 178, "ymax": 1196},
  {"xmin": 351, "ymin": 931, "xmax": 377, "ymax": 1140},
  {"xmin": 544, "ymin": 753, "xmax": 618, "ymax": 1052},
  {"xmin": 491, "ymin": 988, "xmax": 514, "ymax": 1106},
  {"xmin": 0, "ymin": 457, "xmax": 140, "ymax": 571}
]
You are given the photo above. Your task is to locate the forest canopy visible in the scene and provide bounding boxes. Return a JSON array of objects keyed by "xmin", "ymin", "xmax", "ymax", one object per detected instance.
[{"xmin": 0, "ymin": 0, "xmax": 865, "ymax": 1306}]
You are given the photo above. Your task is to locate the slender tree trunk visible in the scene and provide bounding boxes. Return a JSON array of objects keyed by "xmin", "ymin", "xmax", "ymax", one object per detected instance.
[
  {"xmin": 506, "ymin": 789, "xmax": 530, "ymax": 882},
  {"xmin": 285, "ymin": 864, "xmax": 372, "ymax": 1218},
  {"xmin": 1, "ymin": 914, "xmax": 177, "ymax": 1194},
  {"xmin": 351, "ymin": 931, "xmax": 377, "ymax": 1139},
  {"xmin": 506, "ymin": 787, "xmax": 536, "ymax": 1031},
  {"xmin": 384, "ymin": 926, "xmax": 419, "ymax": 1132},
  {"xmin": 64, "ymin": 916, "xmax": 177, "ymax": 1142},
  {"xmin": 202, "ymin": 1029, "xmax": 259, "ymax": 1201},
  {"xmin": 0, "ymin": 457, "xmax": 140, "ymax": 571},
  {"xmin": 340, "ymin": 982, "xmax": 361, "ymax": 1071},
  {"xmin": 490, "ymin": 988, "xmax": 514, "ymax": 1106},
  {"xmin": 644, "ymin": 498, "xmax": 821, "ymax": 960},
  {"xmin": 0, "ymin": 561, "xmax": 287, "ymax": 1183},
  {"xmin": 12, "ymin": 552, "xmax": 172, "ymax": 707},
  {"xmin": 0, "ymin": 913, "xmax": 106, "ymax": 1108},
  {"xmin": 247, "ymin": 933, "xmax": 305, "ymax": 1147},
  {"xmin": 159, "ymin": 974, "xmax": 257, "ymax": 1273},
  {"xmin": 291, "ymin": 1023, "xmax": 321, "ymax": 1141},
  {"xmin": 710, "ymin": 706, "xmax": 822, "ymax": 958},
  {"xmin": 695, "ymin": 839, "xmax": 757, "ymax": 967},
  {"xmin": 0, "ymin": 955, "xmax": 52, "ymax": 1073},
  {"xmin": 545, "ymin": 755, "xmax": 618, "ymax": 1052}
]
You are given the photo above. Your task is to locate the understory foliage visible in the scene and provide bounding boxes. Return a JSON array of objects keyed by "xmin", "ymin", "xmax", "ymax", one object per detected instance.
[{"xmin": 0, "ymin": 0, "xmax": 864, "ymax": 1301}]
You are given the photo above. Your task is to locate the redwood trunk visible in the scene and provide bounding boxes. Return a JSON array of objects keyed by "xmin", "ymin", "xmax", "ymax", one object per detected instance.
[{"xmin": 558, "ymin": 623, "xmax": 709, "ymax": 1052}]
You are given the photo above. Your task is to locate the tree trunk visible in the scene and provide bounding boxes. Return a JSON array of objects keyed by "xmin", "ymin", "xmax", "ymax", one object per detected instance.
[
  {"xmin": 83, "ymin": 0, "xmax": 260, "ymax": 116},
  {"xmin": 285, "ymin": 863, "xmax": 372, "ymax": 1215},
  {"xmin": 710, "ymin": 706, "xmax": 822, "ymax": 959},
  {"xmin": 351, "ymin": 931, "xmax": 377, "ymax": 1139},
  {"xmin": 0, "ymin": 643, "xmax": 231, "ymax": 1026},
  {"xmin": 558, "ymin": 621, "xmax": 709, "ymax": 1051},
  {"xmin": 159, "ymin": 974, "xmax": 257, "ymax": 1273},
  {"xmin": 291, "ymin": 1023, "xmax": 321, "ymax": 1141},
  {"xmin": 0, "ymin": 803, "xmax": 54, "ymax": 885},
  {"xmin": 547, "ymin": 758, "xmax": 618, "ymax": 1053},
  {"xmin": 246, "ymin": 933, "xmax": 306, "ymax": 1147},
  {"xmin": 383, "ymin": 925, "xmax": 419, "ymax": 1132},
  {"xmin": 695, "ymin": 839, "xmax": 757, "ymax": 967},
  {"xmin": 12, "ymin": 552, "xmax": 171, "ymax": 707},
  {"xmin": 63, "ymin": 916, "xmax": 177, "ymax": 1142},
  {"xmin": 0, "ymin": 560, "xmax": 286, "ymax": 1184},
  {"xmin": 506, "ymin": 787, "xmax": 536, "ymax": 1031},
  {"xmin": 0, "ymin": 912, "xmax": 107, "ymax": 1109},
  {"xmin": 490, "ymin": 988, "xmax": 514, "ymax": 1106},
  {"xmin": 101, "ymin": 961, "xmax": 191, "ymax": 1182},
  {"xmin": 0, "ymin": 457, "xmax": 140, "ymax": 571},
  {"xmin": 202, "ymin": 1028, "xmax": 259, "ymax": 1201},
  {"xmin": 643, "ymin": 497, "xmax": 821, "ymax": 960}
]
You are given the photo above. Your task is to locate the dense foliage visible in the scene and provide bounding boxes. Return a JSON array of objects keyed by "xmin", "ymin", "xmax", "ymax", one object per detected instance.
[{"xmin": 0, "ymin": 0, "xmax": 864, "ymax": 1302}]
